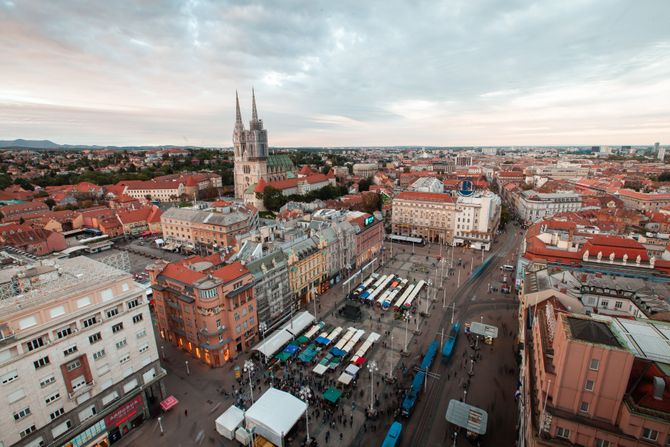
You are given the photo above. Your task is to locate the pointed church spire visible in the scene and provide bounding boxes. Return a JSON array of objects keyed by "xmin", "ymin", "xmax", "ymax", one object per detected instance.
[
  {"xmin": 251, "ymin": 87, "xmax": 258, "ymax": 122},
  {"xmin": 235, "ymin": 90, "xmax": 243, "ymax": 124}
]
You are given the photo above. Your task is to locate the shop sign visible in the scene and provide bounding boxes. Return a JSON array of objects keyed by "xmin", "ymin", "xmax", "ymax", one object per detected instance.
[{"xmin": 104, "ymin": 394, "xmax": 144, "ymax": 428}]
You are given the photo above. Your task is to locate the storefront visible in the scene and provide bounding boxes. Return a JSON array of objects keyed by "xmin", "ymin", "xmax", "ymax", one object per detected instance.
[
  {"xmin": 63, "ymin": 420, "xmax": 109, "ymax": 447},
  {"xmin": 105, "ymin": 394, "xmax": 146, "ymax": 444}
]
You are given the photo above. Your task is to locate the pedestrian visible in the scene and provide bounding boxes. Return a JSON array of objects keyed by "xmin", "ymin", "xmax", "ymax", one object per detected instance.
[{"xmin": 184, "ymin": 408, "xmax": 188, "ymax": 417}]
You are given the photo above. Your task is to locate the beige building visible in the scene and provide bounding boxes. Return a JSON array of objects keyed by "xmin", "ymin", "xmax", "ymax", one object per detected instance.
[
  {"xmin": 160, "ymin": 204, "xmax": 259, "ymax": 253},
  {"xmin": 391, "ymin": 191, "xmax": 455, "ymax": 244},
  {"xmin": 285, "ymin": 236, "xmax": 327, "ymax": 305},
  {"xmin": 0, "ymin": 258, "xmax": 165, "ymax": 447}
]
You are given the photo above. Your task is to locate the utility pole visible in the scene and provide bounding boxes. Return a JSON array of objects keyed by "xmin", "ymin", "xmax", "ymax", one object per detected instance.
[
  {"xmin": 442, "ymin": 288, "xmax": 447, "ymax": 308},
  {"xmin": 457, "ymin": 269, "xmax": 461, "ymax": 288}
]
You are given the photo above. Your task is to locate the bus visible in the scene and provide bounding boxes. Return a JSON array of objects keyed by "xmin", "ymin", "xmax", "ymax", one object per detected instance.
[
  {"xmin": 381, "ymin": 421, "xmax": 402, "ymax": 447},
  {"xmin": 387, "ymin": 234, "xmax": 425, "ymax": 246},
  {"xmin": 403, "ymin": 280, "xmax": 425, "ymax": 310}
]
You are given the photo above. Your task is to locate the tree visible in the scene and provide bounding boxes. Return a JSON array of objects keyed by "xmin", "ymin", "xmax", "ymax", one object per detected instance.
[
  {"xmin": 0, "ymin": 173, "xmax": 12, "ymax": 190},
  {"xmin": 321, "ymin": 165, "xmax": 331, "ymax": 175},
  {"xmin": 262, "ymin": 186, "xmax": 287, "ymax": 212},
  {"xmin": 358, "ymin": 177, "xmax": 373, "ymax": 192},
  {"xmin": 14, "ymin": 178, "xmax": 35, "ymax": 191},
  {"xmin": 44, "ymin": 198, "xmax": 56, "ymax": 209},
  {"xmin": 360, "ymin": 192, "xmax": 382, "ymax": 214},
  {"xmin": 658, "ymin": 172, "xmax": 670, "ymax": 182}
]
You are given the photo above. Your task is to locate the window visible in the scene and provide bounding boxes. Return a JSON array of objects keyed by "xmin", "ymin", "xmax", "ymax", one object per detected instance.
[
  {"xmin": 93, "ymin": 349, "xmax": 106, "ymax": 360},
  {"xmin": 642, "ymin": 428, "xmax": 659, "ymax": 441},
  {"xmin": 34, "ymin": 356, "xmax": 50, "ymax": 369},
  {"xmin": 236, "ymin": 325, "xmax": 241, "ymax": 334},
  {"xmin": 595, "ymin": 439, "xmax": 610, "ymax": 447},
  {"xmin": 26, "ymin": 336, "xmax": 45, "ymax": 351},
  {"xmin": 579, "ymin": 401, "xmax": 589, "ymax": 413},
  {"xmin": 78, "ymin": 404, "xmax": 96, "ymax": 422},
  {"xmin": 1, "ymin": 369, "xmax": 18, "ymax": 384},
  {"xmin": 49, "ymin": 407, "xmax": 64, "ymax": 420},
  {"xmin": 66, "ymin": 359, "xmax": 81, "ymax": 371},
  {"xmin": 45, "ymin": 391, "xmax": 61, "ymax": 405},
  {"xmin": 136, "ymin": 329, "xmax": 147, "ymax": 339},
  {"xmin": 119, "ymin": 354, "xmax": 130, "ymax": 364},
  {"xmin": 201, "ymin": 288, "xmax": 217, "ymax": 299},
  {"xmin": 40, "ymin": 375, "xmax": 55, "ymax": 388},
  {"xmin": 585, "ymin": 379, "xmax": 595, "ymax": 391},
  {"xmin": 106, "ymin": 308, "xmax": 119, "ymax": 318},
  {"xmin": 56, "ymin": 327, "xmax": 72, "ymax": 339},
  {"xmin": 89, "ymin": 332, "xmax": 102, "ymax": 344},
  {"xmin": 139, "ymin": 343, "xmax": 149, "ymax": 354},
  {"xmin": 101, "ymin": 391, "xmax": 119, "ymax": 406},
  {"xmin": 600, "ymin": 300, "xmax": 609, "ymax": 308},
  {"xmin": 132, "ymin": 313, "xmax": 143, "ymax": 324},
  {"xmin": 589, "ymin": 359, "xmax": 600, "ymax": 371},
  {"xmin": 82, "ymin": 316, "xmax": 97, "ymax": 328},
  {"xmin": 116, "ymin": 339, "xmax": 127, "ymax": 349},
  {"xmin": 19, "ymin": 425, "xmax": 37, "ymax": 438},
  {"xmin": 71, "ymin": 375, "xmax": 86, "ymax": 391},
  {"xmin": 127, "ymin": 298, "xmax": 140, "ymax": 309},
  {"xmin": 614, "ymin": 301, "xmax": 622, "ymax": 309},
  {"xmin": 112, "ymin": 322, "xmax": 124, "ymax": 333},
  {"xmin": 556, "ymin": 427, "xmax": 570, "ymax": 439},
  {"xmin": 63, "ymin": 345, "xmax": 78, "ymax": 356},
  {"xmin": 51, "ymin": 419, "xmax": 72, "ymax": 438},
  {"xmin": 13, "ymin": 407, "xmax": 31, "ymax": 421}
]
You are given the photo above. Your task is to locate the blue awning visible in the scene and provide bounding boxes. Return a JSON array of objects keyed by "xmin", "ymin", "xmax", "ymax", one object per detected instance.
[
  {"xmin": 330, "ymin": 347, "xmax": 345, "ymax": 357},
  {"xmin": 314, "ymin": 336, "xmax": 330, "ymax": 346}
]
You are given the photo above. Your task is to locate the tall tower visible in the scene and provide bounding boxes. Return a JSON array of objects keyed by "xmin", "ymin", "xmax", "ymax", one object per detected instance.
[{"xmin": 234, "ymin": 90, "xmax": 269, "ymax": 198}]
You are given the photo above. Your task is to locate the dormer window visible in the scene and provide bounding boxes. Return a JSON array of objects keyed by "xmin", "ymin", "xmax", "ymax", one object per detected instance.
[{"xmin": 201, "ymin": 288, "xmax": 217, "ymax": 299}]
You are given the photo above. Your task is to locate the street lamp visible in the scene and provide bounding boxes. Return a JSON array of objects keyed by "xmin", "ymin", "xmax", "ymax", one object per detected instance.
[
  {"xmin": 368, "ymin": 360, "xmax": 378, "ymax": 412},
  {"xmin": 157, "ymin": 416, "xmax": 164, "ymax": 436},
  {"xmin": 161, "ymin": 345, "xmax": 165, "ymax": 360},
  {"xmin": 259, "ymin": 322, "xmax": 268, "ymax": 340},
  {"xmin": 298, "ymin": 386, "xmax": 312, "ymax": 444},
  {"xmin": 244, "ymin": 360, "xmax": 255, "ymax": 404},
  {"xmin": 185, "ymin": 360, "xmax": 190, "ymax": 376},
  {"xmin": 403, "ymin": 313, "xmax": 410, "ymax": 353}
]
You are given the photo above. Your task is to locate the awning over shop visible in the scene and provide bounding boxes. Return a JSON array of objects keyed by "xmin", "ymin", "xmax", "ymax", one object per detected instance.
[
  {"xmin": 330, "ymin": 347, "xmax": 345, "ymax": 357},
  {"xmin": 275, "ymin": 351, "xmax": 292, "ymax": 362},
  {"xmin": 353, "ymin": 356, "xmax": 367, "ymax": 366},
  {"xmin": 298, "ymin": 345, "xmax": 319, "ymax": 363},
  {"xmin": 322, "ymin": 387, "xmax": 342, "ymax": 404},
  {"xmin": 337, "ymin": 373, "xmax": 353, "ymax": 385},
  {"xmin": 283, "ymin": 344, "xmax": 299, "ymax": 355},
  {"xmin": 295, "ymin": 335, "xmax": 310, "ymax": 344},
  {"xmin": 160, "ymin": 395, "xmax": 179, "ymax": 411},
  {"xmin": 313, "ymin": 364, "xmax": 329, "ymax": 375},
  {"xmin": 314, "ymin": 336, "xmax": 330, "ymax": 346},
  {"xmin": 345, "ymin": 364, "xmax": 360, "ymax": 376}
]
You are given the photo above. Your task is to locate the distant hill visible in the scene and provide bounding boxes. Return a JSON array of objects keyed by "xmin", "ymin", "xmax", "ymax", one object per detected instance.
[
  {"xmin": 0, "ymin": 139, "xmax": 62, "ymax": 149},
  {"xmin": 0, "ymin": 139, "xmax": 223, "ymax": 151}
]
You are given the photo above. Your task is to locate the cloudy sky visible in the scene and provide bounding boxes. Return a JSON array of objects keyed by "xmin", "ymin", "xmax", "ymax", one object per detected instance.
[{"xmin": 1, "ymin": 0, "xmax": 669, "ymax": 147}]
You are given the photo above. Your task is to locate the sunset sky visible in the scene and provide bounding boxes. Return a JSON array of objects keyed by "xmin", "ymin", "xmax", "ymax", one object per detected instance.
[{"xmin": 1, "ymin": 0, "xmax": 669, "ymax": 147}]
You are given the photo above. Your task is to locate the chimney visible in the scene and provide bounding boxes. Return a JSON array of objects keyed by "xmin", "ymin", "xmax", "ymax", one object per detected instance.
[{"xmin": 653, "ymin": 377, "xmax": 665, "ymax": 400}]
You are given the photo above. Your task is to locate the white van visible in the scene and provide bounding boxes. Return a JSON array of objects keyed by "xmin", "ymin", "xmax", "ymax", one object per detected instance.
[{"xmin": 501, "ymin": 264, "xmax": 514, "ymax": 271}]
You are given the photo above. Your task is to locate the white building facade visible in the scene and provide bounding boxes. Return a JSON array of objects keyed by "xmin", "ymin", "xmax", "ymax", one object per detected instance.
[
  {"xmin": 0, "ymin": 258, "xmax": 165, "ymax": 447},
  {"xmin": 453, "ymin": 193, "xmax": 502, "ymax": 251},
  {"xmin": 515, "ymin": 190, "xmax": 582, "ymax": 224}
]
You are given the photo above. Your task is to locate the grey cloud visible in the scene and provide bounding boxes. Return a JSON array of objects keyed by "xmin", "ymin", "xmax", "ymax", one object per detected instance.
[{"xmin": 1, "ymin": 0, "xmax": 669, "ymax": 146}]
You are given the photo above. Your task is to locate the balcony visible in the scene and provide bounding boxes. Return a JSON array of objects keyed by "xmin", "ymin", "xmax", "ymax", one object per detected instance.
[
  {"xmin": 199, "ymin": 326, "xmax": 226, "ymax": 337},
  {"xmin": 0, "ymin": 323, "xmax": 15, "ymax": 346},
  {"xmin": 68, "ymin": 380, "xmax": 95, "ymax": 400}
]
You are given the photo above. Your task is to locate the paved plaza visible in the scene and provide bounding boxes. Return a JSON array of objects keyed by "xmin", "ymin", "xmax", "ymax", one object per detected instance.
[{"xmin": 115, "ymin": 226, "xmax": 522, "ymax": 447}]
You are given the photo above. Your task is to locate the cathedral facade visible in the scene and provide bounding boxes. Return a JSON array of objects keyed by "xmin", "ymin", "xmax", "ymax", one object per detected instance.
[{"xmin": 233, "ymin": 90, "xmax": 293, "ymax": 199}]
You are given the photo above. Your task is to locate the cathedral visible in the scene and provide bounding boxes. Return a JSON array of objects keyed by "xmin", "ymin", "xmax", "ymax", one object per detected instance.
[{"xmin": 233, "ymin": 89, "xmax": 294, "ymax": 199}]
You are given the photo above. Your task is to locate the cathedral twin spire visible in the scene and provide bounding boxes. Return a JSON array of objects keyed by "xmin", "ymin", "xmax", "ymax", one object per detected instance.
[{"xmin": 235, "ymin": 88, "xmax": 259, "ymax": 128}]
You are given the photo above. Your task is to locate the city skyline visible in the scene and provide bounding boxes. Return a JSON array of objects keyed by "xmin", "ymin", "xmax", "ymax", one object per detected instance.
[{"xmin": 2, "ymin": 0, "xmax": 670, "ymax": 147}]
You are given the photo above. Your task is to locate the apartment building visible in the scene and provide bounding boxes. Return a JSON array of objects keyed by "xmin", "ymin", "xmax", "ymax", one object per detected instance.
[
  {"xmin": 160, "ymin": 204, "xmax": 259, "ymax": 252},
  {"xmin": 515, "ymin": 190, "xmax": 582, "ymax": 224},
  {"xmin": 118, "ymin": 180, "xmax": 185, "ymax": 203},
  {"xmin": 0, "ymin": 258, "xmax": 164, "ymax": 447},
  {"xmin": 391, "ymin": 191, "xmax": 456, "ymax": 244},
  {"xmin": 519, "ymin": 302, "xmax": 670, "ymax": 447},
  {"xmin": 617, "ymin": 190, "xmax": 670, "ymax": 212},
  {"xmin": 149, "ymin": 257, "xmax": 257, "ymax": 367},
  {"xmin": 284, "ymin": 236, "xmax": 327, "ymax": 305},
  {"xmin": 344, "ymin": 212, "xmax": 384, "ymax": 269},
  {"xmin": 453, "ymin": 193, "xmax": 501, "ymax": 251}
]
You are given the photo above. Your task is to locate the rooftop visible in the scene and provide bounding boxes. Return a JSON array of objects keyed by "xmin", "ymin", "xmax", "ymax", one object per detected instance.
[{"xmin": 567, "ymin": 316, "xmax": 622, "ymax": 347}]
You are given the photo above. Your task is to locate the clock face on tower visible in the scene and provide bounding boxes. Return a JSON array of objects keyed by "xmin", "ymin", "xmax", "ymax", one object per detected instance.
[{"xmin": 458, "ymin": 180, "xmax": 475, "ymax": 197}]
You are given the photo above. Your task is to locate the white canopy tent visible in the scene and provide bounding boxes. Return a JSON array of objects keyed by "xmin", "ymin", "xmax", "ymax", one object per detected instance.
[
  {"xmin": 252, "ymin": 311, "xmax": 315, "ymax": 358},
  {"xmin": 337, "ymin": 373, "xmax": 353, "ymax": 385},
  {"xmin": 244, "ymin": 388, "xmax": 307, "ymax": 447},
  {"xmin": 313, "ymin": 363, "xmax": 329, "ymax": 375},
  {"xmin": 215, "ymin": 405, "xmax": 245, "ymax": 440}
]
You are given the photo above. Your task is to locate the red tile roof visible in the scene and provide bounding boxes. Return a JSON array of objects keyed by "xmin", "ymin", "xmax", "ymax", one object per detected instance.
[{"xmin": 212, "ymin": 260, "xmax": 249, "ymax": 283}]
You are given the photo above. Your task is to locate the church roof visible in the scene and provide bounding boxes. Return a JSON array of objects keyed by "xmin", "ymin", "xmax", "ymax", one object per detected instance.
[{"xmin": 267, "ymin": 154, "xmax": 295, "ymax": 170}]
